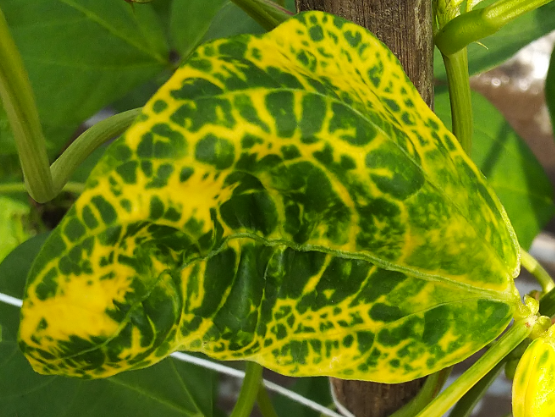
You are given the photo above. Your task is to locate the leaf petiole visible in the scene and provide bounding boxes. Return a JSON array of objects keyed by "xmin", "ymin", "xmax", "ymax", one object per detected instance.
[
  {"xmin": 0, "ymin": 6, "xmax": 140, "ymax": 203},
  {"xmin": 230, "ymin": 362, "xmax": 264, "ymax": 417},
  {"xmin": 415, "ymin": 320, "xmax": 533, "ymax": 417},
  {"xmin": 447, "ymin": 355, "xmax": 508, "ymax": 417},
  {"xmin": 520, "ymin": 248, "xmax": 555, "ymax": 293},
  {"xmin": 0, "ymin": 181, "xmax": 85, "ymax": 195},
  {"xmin": 389, "ymin": 367, "xmax": 452, "ymax": 417},
  {"xmin": 441, "ymin": 48, "xmax": 473, "ymax": 153},
  {"xmin": 50, "ymin": 108, "xmax": 141, "ymax": 196}
]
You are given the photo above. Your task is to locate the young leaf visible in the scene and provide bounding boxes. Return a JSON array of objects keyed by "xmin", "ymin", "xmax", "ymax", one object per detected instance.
[
  {"xmin": 0, "ymin": 235, "xmax": 218, "ymax": 417},
  {"xmin": 434, "ymin": 1, "xmax": 555, "ymax": 79},
  {"xmin": 435, "ymin": 89, "xmax": 555, "ymax": 248},
  {"xmin": 20, "ymin": 11, "xmax": 520, "ymax": 384},
  {"xmin": 512, "ymin": 326, "xmax": 555, "ymax": 417}
]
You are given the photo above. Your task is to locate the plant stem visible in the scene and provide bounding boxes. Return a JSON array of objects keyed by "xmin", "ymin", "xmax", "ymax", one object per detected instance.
[
  {"xmin": 0, "ymin": 6, "xmax": 139, "ymax": 203},
  {"xmin": 50, "ymin": 108, "xmax": 141, "ymax": 195},
  {"xmin": 447, "ymin": 355, "xmax": 508, "ymax": 417},
  {"xmin": 389, "ymin": 367, "xmax": 452, "ymax": 417},
  {"xmin": 257, "ymin": 383, "xmax": 279, "ymax": 417},
  {"xmin": 521, "ymin": 248, "xmax": 555, "ymax": 293},
  {"xmin": 441, "ymin": 49, "xmax": 473, "ymax": 153},
  {"xmin": 230, "ymin": 362, "xmax": 264, "ymax": 417},
  {"xmin": 0, "ymin": 181, "xmax": 85, "ymax": 195},
  {"xmin": 415, "ymin": 320, "xmax": 533, "ymax": 417},
  {"xmin": 230, "ymin": 0, "xmax": 292, "ymax": 31},
  {"xmin": 0, "ymin": 7, "xmax": 53, "ymax": 203},
  {"xmin": 435, "ymin": 0, "xmax": 553, "ymax": 55}
]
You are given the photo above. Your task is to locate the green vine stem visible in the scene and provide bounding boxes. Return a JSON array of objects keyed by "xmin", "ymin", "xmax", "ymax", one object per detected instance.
[
  {"xmin": 257, "ymin": 382, "xmax": 279, "ymax": 417},
  {"xmin": 415, "ymin": 319, "xmax": 533, "ymax": 417},
  {"xmin": 230, "ymin": 362, "xmax": 264, "ymax": 417},
  {"xmin": 389, "ymin": 367, "xmax": 452, "ymax": 417},
  {"xmin": 0, "ymin": 181, "xmax": 85, "ymax": 195},
  {"xmin": 0, "ymin": 6, "xmax": 140, "ymax": 203},
  {"xmin": 520, "ymin": 248, "xmax": 555, "ymax": 293},
  {"xmin": 0, "ymin": 7, "xmax": 53, "ymax": 203},
  {"xmin": 441, "ymin": 49, "xmax": 473, "ymax": 153},
  {"xmin": 230, "ymin": 0, "xmax": 292, "ymax": 31},
  {"xmin": 435, "ymin": 0, "xmax": 554, "ymax": 55},
  {"xmin": 447, "ymin": 354, "xmax": 508, "ymax": 417},
  {"xmin": 50, "ymin": 108, "xmax": 141, "ymax": 196}
]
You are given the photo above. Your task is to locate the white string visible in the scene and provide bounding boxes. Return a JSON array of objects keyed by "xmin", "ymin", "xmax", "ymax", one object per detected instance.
[
  {"xmin": 2, "ymin": 293, "xmax": 348, "ymax": 417},
  {"xmin": 0, "ymin": 292, "xmax": 22, "ymax": 307}
]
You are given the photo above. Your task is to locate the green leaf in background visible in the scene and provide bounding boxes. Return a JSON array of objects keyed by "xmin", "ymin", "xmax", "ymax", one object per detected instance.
[
  {"xmin": 20, "ymin": 11, "xmax": 520, "ymax": 384},
  {"xmin": 435, "ymin": 88, "xmax": 555, "ymax": 248},
  {"xmin": 0, "ymin": 103, "xmax": 15, "ymax": 156},
  {"xmin": 0, "ymin": 235, "xmax": 219, "ymax": 417},
  {"xmin": 434, "ymin": 1, "xmax": 555, "ymax": 79},
  {"xmin": 273, "ymin": 377, "xmax": 333, "ymax": 417},
  {"xmin": 170, "ymin": 0, "xmax": 228, "ymax": 58},
  {"xmin": 107, "ymin": 0, "xmax": 298, "ymax": 115},
  {"xmin": 0, "ymin": 0, "xmax": 170, "ymax": 156},
  {"xmin": 546, "ymin": 46, "xmax": 555, "ymax": 136},
  {"xmin": 170, "ymin": 0, "xmax": 296, "ymax": 59}
]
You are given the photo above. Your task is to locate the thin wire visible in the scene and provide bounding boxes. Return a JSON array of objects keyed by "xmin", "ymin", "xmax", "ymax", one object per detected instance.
[
  {"xmin": 0, "ymin": 292, "xmax": 22, "ymax": 307},
  {"xmin": 171, "ymin": 351, "xmax": 347, "ymax": 417},
  {"xmin": 2, "ymin": 294, "xmax": 347, "ymax": 417}
]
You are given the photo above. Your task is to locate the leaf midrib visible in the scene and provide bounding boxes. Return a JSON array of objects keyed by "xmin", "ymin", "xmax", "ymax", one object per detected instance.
[
  {"xmin": 150, "ymin": 82, "xmax": 517, "ymax": 287},
  {"xmin": 58, "ymin": 0, "xmax": 166, "ymax": 64}
]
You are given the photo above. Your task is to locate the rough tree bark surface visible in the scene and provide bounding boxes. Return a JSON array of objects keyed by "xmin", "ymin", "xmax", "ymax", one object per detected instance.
[{"xmin": 294, "ymin": 1, "xmax": 434, "ymax": 416}]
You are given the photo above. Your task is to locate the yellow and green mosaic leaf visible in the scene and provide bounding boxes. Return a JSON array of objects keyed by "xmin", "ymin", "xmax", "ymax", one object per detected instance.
[
  {"xmin": 513, "ymin": 327, "xmax": 555, "ymax": 417},
  {"xmin": 19, "ymin": 11, "xmax": 520, "ymax": 382}
]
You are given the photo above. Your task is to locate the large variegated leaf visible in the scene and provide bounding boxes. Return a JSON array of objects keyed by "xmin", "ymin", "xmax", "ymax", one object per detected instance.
[{"xmin": 19, "ymin": 11, "xmax": 520, "ymax": 383}]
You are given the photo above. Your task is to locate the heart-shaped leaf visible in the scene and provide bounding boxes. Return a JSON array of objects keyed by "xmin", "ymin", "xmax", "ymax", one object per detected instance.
[{"xmin": 20, "ymin": 11, "xmax": 520, "ymax": 383}]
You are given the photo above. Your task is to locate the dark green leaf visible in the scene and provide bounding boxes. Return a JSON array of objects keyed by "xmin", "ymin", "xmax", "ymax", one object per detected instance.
[
  {"xmin": 0, "ymin": 235, "xmax": 218, "ymax": 417},
  {"xmin": 435, "ymin": 88, "xmax": 555, "ymax": 248},
  {"xmin": 435, "ymin": 1, "xmax": 555, "ymax": 79},
  {"xmin": 0, "ymin": 0, "xmax": 170, "ymax": 155},
  {"xmin": 170, "ymin": 0, "xmax": 296, "ymax": 59},
  {"xmin": 170, "ymin": 0, "xmax": 228, "ymax": 58}
]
